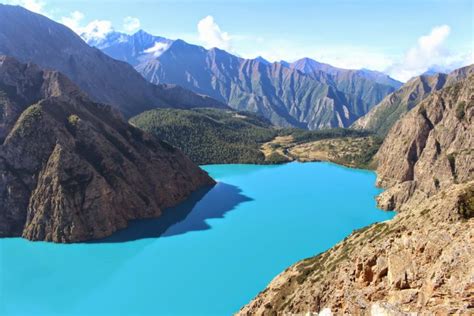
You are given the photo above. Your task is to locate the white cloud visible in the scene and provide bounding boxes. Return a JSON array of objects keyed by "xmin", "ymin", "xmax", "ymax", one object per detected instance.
[
  {"xmin": 387, "ymin": 25, "xmax": 471, "ymax": 81},
  {"xmin": 60, "ymin": 11, "xmax": 85, "ymax": 34},
  {"xmin": 238, "ymin": 25, "xmax": 471, "ymax": 82},
  {"xmin": 123, "ymin": 16, "xmax": 140, "ymax": 33},
  {"xmin": 5, "ymin": 0, "xmax": 46, "ymax": 14},
  {"xmin": 60, "ymin": 11, "xmax": 113, "ymax": 43},
  {"xmin": 144, "ymin": 41, "xmax": 170, "ymax": 57},
  {"xmin": 80, "ymin": 19, "xmax": 114, "ymax": 42},
  {"xmin": 316, "ymin": 50, "xmax": 394, "ymax": 71},
  {"xmin": 240, "ymin": 40, "xmax": 395, "ymax": 71},
  {"xmin": 197, "ymin": 15, "xmax": 231, "ymax": 50}
]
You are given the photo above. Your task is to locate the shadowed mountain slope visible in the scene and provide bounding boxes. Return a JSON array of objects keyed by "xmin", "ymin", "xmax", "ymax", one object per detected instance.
[
  {"xmin": 0, "ymin": 56, "xmax": 214, "ymax": 242},
  {"xmin": 0, "ymin": 5, "xmax": 227, "ymax": 118}
]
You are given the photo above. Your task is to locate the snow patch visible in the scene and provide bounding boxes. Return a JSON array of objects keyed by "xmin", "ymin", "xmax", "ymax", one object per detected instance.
[{"xmin": 144, "ymin": 42, "xmax": 170, "ymax": 57}]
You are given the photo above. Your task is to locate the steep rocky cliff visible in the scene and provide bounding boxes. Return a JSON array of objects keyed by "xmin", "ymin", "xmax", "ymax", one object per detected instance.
[
  {"xmin": 0, "ymin": 56, "xmax": 214, "ymax": 242},
  {"xmin": 238, "ymin": 73, "xmax": 473, "ymax": 314},
  {"xmin": 375, "ymin": 73, "xmax": 473, "ymax": 211}
]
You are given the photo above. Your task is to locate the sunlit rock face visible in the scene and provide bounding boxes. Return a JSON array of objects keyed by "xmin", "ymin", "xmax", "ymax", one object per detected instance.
[{"xmin": 238, "ymin": 73, "xmax": 474, "ymax": 315}]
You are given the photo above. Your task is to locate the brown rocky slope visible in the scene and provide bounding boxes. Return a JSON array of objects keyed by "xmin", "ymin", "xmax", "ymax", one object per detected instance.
[
  {"xmin": 0, "ymin": 56, "xmax": 214, "ymax": 242},
  {"xmin": 376, "ymin": 71, "xmax": 473, "ymax": 212},
  {"xmin": 238, "ymin": 73, "xmax": 473, "ymax": 314}
]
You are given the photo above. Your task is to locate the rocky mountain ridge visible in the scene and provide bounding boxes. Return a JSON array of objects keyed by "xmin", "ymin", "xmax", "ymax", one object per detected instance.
[
  {"xmin": 0, "ymin": 4, "xmax": 227, "ymax": 118},
  {"xmin": 0, "ymin": 56, "xmax": 214, "ymax": 242},
  {"xmin": 290, "ymin": 57, "xmax": 401, "ymax": 114},
  {"xmin": 238, "ymin": 71, "xmax": 473, "ymax": 314},
  {"xmin": 353, "ymin": 64, "xmax": 473, "ymax": 135},
  {"xmin": 90, "ymin": 30, "xmax": 401, "ymax": 129},
  {"xmin": 135, "ymin": 41, "xmax": 371, "ymax": 129},
  {"xmin": 375, "ymin": 70, "xmax": 473, "ymax": 212},
  {"xmin": 86, "ymin": 29, "xmax": 173, "ymax": 66}
]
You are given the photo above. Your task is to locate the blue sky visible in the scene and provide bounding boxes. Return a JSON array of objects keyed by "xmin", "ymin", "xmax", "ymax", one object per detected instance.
[{"xmin": 3, "ymin": 0, "xmax": 473, "ymax": 80}]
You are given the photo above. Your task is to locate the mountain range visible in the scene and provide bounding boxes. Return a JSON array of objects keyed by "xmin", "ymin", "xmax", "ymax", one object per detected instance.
[
  {"xmin": 0, "ymin": 5, "xmax": 407, "ymax": 131},
  {"xmin": 0, "ymin": 5, "xmax": 227, "ymax": 118},
  {"xmin": 87, "ymin": 29, "xmax": 402, "ymax": 129}
]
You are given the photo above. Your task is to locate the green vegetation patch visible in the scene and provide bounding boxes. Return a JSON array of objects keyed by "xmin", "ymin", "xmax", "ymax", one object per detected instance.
[
  {"xmin": 265, "ymin": 152, "xmax": 290, "ymax": 164},
  {"xmin": 17, "ymin": 104, "xmax": 43, "ymax": 136},
  {"xmin": 131, "ymin": 108, "xmax": 379, "ymax": 166},
  {"xmin": 130, "ymin": 108, "xmax": 277, "ymax": 164},
  {"xmin": 68, "ymin": 114, "xmax": 80, "ymax": 126}
]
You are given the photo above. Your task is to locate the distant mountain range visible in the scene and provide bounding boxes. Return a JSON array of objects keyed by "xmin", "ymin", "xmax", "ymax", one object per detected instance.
[
  {"xmin": 0, "ymin": 5, "xmax": 405, "ymax": 130},
  {"xmin": 0, "ymin": 5, "xmax": 227, "ymax": 118},
  {"xmin": 87, "ymin": 29, "xmax": 402, "ymax": 129}
]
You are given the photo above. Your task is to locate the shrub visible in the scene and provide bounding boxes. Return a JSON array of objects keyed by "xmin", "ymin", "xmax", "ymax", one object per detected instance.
[
  {"xmin": 447, "ymin": 153, "xmax": 456, "ymax": 174},
  {"xmin": 458, "ymin": 189, "xmax": 474, "ymax": 219},
  {"xmin": 455, "ymin": 101, "xmax": 466, "ymax": 120},
  {"xmin": 68, "ymin": 114, "xmax": 80, "ymax": 125},
  {"xmin": 18, "ymin": 105, "xmax": 42, "ymax": 136},
  {"xmin": 265, "ymin": 152, "xmax": 290, "ymax": 164}
]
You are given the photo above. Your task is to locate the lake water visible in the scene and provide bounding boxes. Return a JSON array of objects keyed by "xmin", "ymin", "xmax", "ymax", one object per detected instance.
[{"xmin": 0, "ymin": 162, "xmax": 394, "ymax": 316}]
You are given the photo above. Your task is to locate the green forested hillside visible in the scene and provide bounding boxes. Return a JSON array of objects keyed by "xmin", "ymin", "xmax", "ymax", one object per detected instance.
[
  {"xmin": 130, "ymin": 108, "xmax": 277, "ymax": 164},
  {"xmin": 131, "ymin": 108, "xmax": 377, "ymax": 166}
]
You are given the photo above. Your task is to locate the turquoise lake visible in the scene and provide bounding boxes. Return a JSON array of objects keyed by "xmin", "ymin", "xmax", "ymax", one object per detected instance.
[{"xmin": 0, "ymin": 162, "xmax": 394, "ymax": 316}]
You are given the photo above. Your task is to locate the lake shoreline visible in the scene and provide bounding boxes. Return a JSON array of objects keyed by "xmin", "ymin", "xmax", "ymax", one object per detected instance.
[{"xmin": 0, "ymin": 162, "xmax": 394, "ymax": 315}]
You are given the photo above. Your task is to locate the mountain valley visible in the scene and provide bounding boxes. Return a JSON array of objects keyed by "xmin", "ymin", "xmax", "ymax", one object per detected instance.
[{"xmin": 0, "ymin": 2, "xmax": 472, "ymax": 315}]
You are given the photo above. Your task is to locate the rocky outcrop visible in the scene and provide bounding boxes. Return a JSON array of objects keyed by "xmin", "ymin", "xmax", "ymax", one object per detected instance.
[
  {"xmin": 0, "ymin": 56, "xmax": 214, "ymax": 242},
  {"xmin": 375, "ymin": 72, "xmax": 473, "ymax": 211},
  {"xmin": 238, "ymin": 182, "xmax": 473, "ymax": 315},
  {"xmin": 238, "ymin": 72, "xmax": 473, "ymax": 314}
]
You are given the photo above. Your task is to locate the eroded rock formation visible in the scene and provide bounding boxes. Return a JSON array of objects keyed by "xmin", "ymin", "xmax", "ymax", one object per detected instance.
[{"xmin": 375, "ymin": 71, "xmax": 473, "ymax": 212}]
